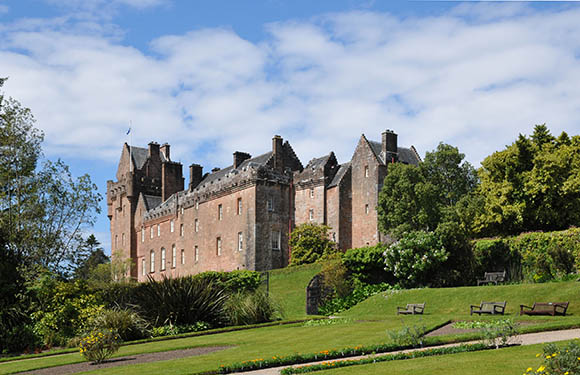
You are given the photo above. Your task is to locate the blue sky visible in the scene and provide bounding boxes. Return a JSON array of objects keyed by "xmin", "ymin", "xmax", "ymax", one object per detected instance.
[{"xmin": 1, "ymin": 0, "xmax": 580, "ymax": 254}]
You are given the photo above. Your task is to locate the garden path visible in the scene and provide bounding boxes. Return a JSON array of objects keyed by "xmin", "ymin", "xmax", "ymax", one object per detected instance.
[{"xmin": 241, "ymin": 328, "xmax": 580, "ymax": 375}]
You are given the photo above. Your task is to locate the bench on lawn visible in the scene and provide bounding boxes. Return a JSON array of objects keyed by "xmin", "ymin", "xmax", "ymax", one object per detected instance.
[
  {"xmin": 397, "ymin": 303, "xmax": 425, "ymax": 315},
  {"xmin": 470, "ymin": 301, "xmax": 506, "ymax": 316},
  {"xmin": 520, "ymin": 302, "xmax": 569, "ymax": 316},
  {"xmin": 477, "ymin": 271, "xmax": 506, "ymax": 286}
]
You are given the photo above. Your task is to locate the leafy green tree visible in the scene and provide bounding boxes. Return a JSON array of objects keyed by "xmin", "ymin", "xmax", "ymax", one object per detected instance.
[
  {"xmin": 73, "ymin": 235, "xmax": 110, "ymax": 281},
  {"xmin": 0, "ymin": 81, "xmax": 102, "ymax": 277},
  {"xmin": 475, "ymin": 125, "xmax": 580, "ymax": 236},
  {"xmin": 289, "ymin": 223, "xmax": 337, "ymax": 266}
]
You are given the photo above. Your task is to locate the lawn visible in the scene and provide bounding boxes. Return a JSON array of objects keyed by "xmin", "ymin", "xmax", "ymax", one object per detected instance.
[
  {"xmin": 268, "ymin": 263, "xmax": 322, "ymax": 319},
  {"xmin": 2, "ymin": 279, "xmax": 580, "ymax": 375}
]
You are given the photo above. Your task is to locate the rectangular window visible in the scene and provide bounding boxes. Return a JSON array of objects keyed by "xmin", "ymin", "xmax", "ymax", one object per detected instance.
[
  {"xmin": 332, "ymin": 232, "xmax": 337, "ymax": 242},
  {"xmin": 141, "ymin": 228, "xmax": 145, "ymax": 243},
  {"xmin": 170, "ymin": 219, "xmax": 174, "ymax": 233},
  {"xmin": 180, "ymin": 223, "xmax": 184, "ymax": 237},
  {"xmin": 237, "ymin": 198, "xmax": 242, "ymax": 215},
  {"xmin": 271, "ymin": 230, "xmax": 280, "ymax": 250},
  {"xmin": 180, "ymin": 206, "xmax": 184, "ymax": 215},
  {"xmin": 365, "ymin": 204, "xmax": 369, "ymax": 214},
  {"xmin": 216, "ymin": 237, "xmax": 222, "ymax": 256},
  {"xmin": 157, "ymin": 224, "xmax": 161, "ymax": 237},
  {"xmin": 238, "ymin": 232, "xmax": 243, "ymax": 251},
  {"xmin": 195, "ymin": 245, "xmax": 199, "ymax": 262},
  {"xmin": 196, "ymin": 201, "xmax": 199, "ymax": 210},
  {"xmin": 150, "ymin": 226, "xmax": 154, "ymax": 239},
  {"xmin": 172, "ymin": 245, "xmax": 176, "ymax": 268},
  {"xmin": 161, "ymin": 248, "xmax": 166, "ymax": 271},
  {"xmin": 142, "ymin": 259, "xmax": 146, "ymax": 276},
  {"xmin": 122, "ymin": 233, "xmax": 125, "ymax": 246},
  {"xmin": 267, "ymin": 197, "xmax": 273, "ymax": 212},
  {"xmin": 309, "ymin": 209, "xmax": 314, "ymax": 221},
  {"xmin": 115, "ymin": 235, "xmax": 118, "ymax": 249},
  {"xmin": 218, "ymin": 204, "xmax": 223, "ymax": 220},
  {"xmin": 365, "ymin": 165, "xmax": 369, "ymax": 178},
  {"xmin": 310, "ymin": 188, "xmax": 314, "ymax": 198},
  {"xmin": 150, "ymin": 250, "xmax": 155, "ymax": 273},
  {"xmin": 181, "ymin": 249, "xmax": 185, "ymax": 265},
  {"xmin": 195, "ymin": 219, "xmax": 199, "ymax": 232}
]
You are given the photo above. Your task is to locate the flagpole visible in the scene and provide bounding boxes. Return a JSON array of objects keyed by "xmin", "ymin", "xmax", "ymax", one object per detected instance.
[{"xmin": 129, "ymin": 121, "xmax": 133, "ymax": 173}]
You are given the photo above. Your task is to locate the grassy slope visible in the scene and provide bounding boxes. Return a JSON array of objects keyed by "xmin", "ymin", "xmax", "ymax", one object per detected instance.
[{"xmin": 269, "ymin": 263, "xmax": 322, "ymax": 319}]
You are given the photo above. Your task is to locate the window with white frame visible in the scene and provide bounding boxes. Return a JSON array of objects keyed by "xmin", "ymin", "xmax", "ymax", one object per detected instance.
[
  {"xmin": 238, "ymin": 232, "xmax": 243, "ymax": 251},
  {"xmin": 172, "ymin": 245, "xmax": 176, "ymax": 268},
  {"xmin": 365, "ymin": 204, "xmax": 369, "ymax": 214},
  {"xmin": 150, "ymin": 226, "xmax": 154, "ymax": 239},
  {"xmin": 195, "ymin": 219, "xmax": 199, "ymax": 232},
  {"xmin": 157, "ymin": 224, "xmax": 160, "ymax": 237},
  {"xmin": 141, "ymin": 228, "xmax": 145, "ymax": 243},
  {"xmin": 181, "ymin": 249, "xmax": 185, "ymax": 265},
  {"xmin": 309, "ymin": 209, "xmax": 314, "ymax": 221},
  {"xmin": 150, "ymin": 250, "xmax": 155, "ymax": 273},
  {"xmin": 271, "ymin": 230, "xmax": 280, "ymax": 250},
  {"xmin": 195, "ymin": 201, "xmax": 199, "ymax": 210},
  {"xmin": 267, "ymin": 197, "xmax": 273, "ymax": 211},
  {"xmin": 216, "ymin": 237, "xmax": 222, "ymax": 256},
  {"xmin": 195, "ymin": 245, "xmax": 199, "ymax": 262},
  {"xmin": 237, "ymin": 198, "xmax": 242, "ymax": 215},
  {"xmin": 180, "ymin": 223, "xmax": 184, "ymax": 237},
  {"xmin": 180, "ymin": 206, "xmax": 184, "ymax": 215},
  {"xmin": 142, "ymin": 258, "xmax": 146, "ymax": 276},
  {"xmin": 365, "ymin": 165, "xmax": 369, "ymax": 177},
  {"xmin": 170, "ymin": 219, "xmax": 174, "ymax": 233},
  {"xmin": 218, "ymin": 204, "xmax": 223, "ymax": 220},
  {"xmin": 160, "ymin": 248, "xmax": 166, "ymax": 271}
]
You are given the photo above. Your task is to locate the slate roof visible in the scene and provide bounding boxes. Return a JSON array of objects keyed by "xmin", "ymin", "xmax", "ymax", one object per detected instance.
[
  {"xmin": 129, "ymin": 145, "xmax": 168, "ymax": 170},
  {"xmin": 198, "ymin": 151, "xmax": 273, "ymax": 187},
  {"xmin": 142, "ymin": 194, "xmax": 162, "ymax": 211},
  {"xmin": 367, "ymin": 140, "xmax": 421, "ymax": 165},
  {"xmin": 328, "ymin": 162, "xmax": 351, "ymax": 188},
  {"xmin": 304, "ymin": 154, "xmax": 332, "ymax": 170}
]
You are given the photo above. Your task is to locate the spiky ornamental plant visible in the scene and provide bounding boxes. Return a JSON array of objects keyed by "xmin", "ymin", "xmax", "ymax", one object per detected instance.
[{"xmin": 131, "ymin": 275, "xmax": 228, "ymax": 327}]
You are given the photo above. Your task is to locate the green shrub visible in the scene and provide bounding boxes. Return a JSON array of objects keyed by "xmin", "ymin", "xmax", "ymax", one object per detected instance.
[
  {"xmin": 224, "ymin": 290, "xmax": 283, "ymax": 326},
  {"xmin": 78, "ymin": 329, "xmax": 120, "ymax": 364},
  {"xmin": 472, "ymin": 238, "xmax": 521, "ymax": 282},
  {"xmin": 383, "ymin": 231, "xmax": 448, "ymax": 288},
  {"xmin": 342, "ymin": 245, "xmax": 391, "ymax": 285},
  {"xmin": 0, "ymin": 324, "xmax": 41, "ymax": 354},
  {"xmin": 150, "ymin": 322, "xmax": 210, "ymax": 337},
  {"xmin": 131, "ymin": 275, "xmax": 227, "ymax": 327},
  {"xmin": 524, "ymin": 341, "xmax": 580, "ymax": 375},
  {"xmin": 194, "ymin": 270, "xmax": 262, "ymax": 293},
  {"xmin": 94, "ymin": 281, "xmax": 137, "ymax": 310},
  {"xmin": 86, "ymin": 308, "xmax": 150, "ymax": 341},
  {"xmin": 289, "ymin": 223, "xmax": 338, "ymax": 266},
  {"xmin": 318, "ymin": 283, "xmax": 392, "ymax": 315},
  {"xmin": 387, "ymin": 322, "xmax": 427, "ymax": 348}
]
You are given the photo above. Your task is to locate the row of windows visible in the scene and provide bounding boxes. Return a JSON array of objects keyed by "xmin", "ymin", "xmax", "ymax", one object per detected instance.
[{"xmin": 142, "ymin": 231, "xmax": 281, "ymax": 275}]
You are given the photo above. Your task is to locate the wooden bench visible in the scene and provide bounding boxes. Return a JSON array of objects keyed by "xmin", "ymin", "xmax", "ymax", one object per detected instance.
[
  {"xmin": 520, "ymin": 302, "xmax": 569, "ymax": 316},
  {"xmin": 470, "ymin": 301, "xmax": 506, "ymax": 315},
  {"xmin": 397, "ymin": 303, "xmax": 425, "ymax": 315},
  {"xmin": 477, "ymin": 271, "xmax": 506, "ymax": 286}
]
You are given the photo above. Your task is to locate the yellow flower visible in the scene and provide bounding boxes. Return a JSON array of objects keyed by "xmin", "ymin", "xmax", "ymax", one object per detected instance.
[
  {"xmin": 536, "ymin": 353, "xmax": 541, "ymax": 357},
  {"xmin": 527, "ymin": 368, "xmax": 532, "ymax": 372},
  {"xmin": 537, "ymin": 365, "xmax": 545, "ymax": 372}
]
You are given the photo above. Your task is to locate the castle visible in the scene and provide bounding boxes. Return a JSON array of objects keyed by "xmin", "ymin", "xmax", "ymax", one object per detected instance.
[{"xmin": 107, "ymin": 130, "xmax": 421, "ymax": 281}]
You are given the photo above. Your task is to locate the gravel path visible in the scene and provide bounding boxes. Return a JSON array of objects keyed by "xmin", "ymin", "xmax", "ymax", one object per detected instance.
[{"xmin": 240, "ymin": 328, "xmax": 580, "ymax": 375}]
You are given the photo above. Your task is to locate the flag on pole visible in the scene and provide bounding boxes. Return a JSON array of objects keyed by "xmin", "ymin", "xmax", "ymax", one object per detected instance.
[{"xmin": 126, "ymin": 127, "xmax": 131, "ymax": 135}]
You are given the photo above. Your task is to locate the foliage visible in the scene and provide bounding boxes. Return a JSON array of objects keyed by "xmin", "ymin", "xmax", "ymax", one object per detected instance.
[
  {"xmin": 110, "ymin": 250, "xmax": 134, "ymax": 282},
  {"xmin": 289, "ymin": 223, "xmax": 338, "ymax": 266},
  {"xmin": 73, "ymin": 235, "xmax": 109, "ymax": 282},
  {"xmin": 378, "ymin": 143, "xmax": 477, "ymax": 238},
  {"xmin": 387, "ymin": 321, "xmax": 427, "ymax": 348},
  {"xmin": 383, "ymin": 230, "xmax": 448, "ymax": 288},
  {"xmin": 432, "ymin": 221, "xmax": 476, "ymax": 286},
  {"xmin": 28, "ymin": 274, "xmax": 104, "ymax": 347},
  {"xmin": 318, "ymin": 283, "xmax": 392, "ymax": 315},
  {"xmin": 0, "ymin": 88, "xmax": 102, "ymax": 278},
  {"xmin": 150, "ymin": 322, "xmax": 210, "ymax": 337},
  {"xmin": 302, "ymin": 318, "xmax": 351, "ymax": 327},
  {"xmin": 194, "ymin": 270, "xmax": 262, "ymax": 293},
  {"xmin": 78, "ymin": 329, "xmax": 120, "ymax": 364},
  {"xmin": 477, "ymin": 319, "xmax": 520, "ymax": 349},
  {"xmin": 320, "ymin": 254, "xmax": 352, "ymax": 299},
  {"xmin": 342, "ymin": 245, "xmax": 391, "ymax": 285},
  {"xmin": 524, "ymin": 341, "xmax": 580, "ymax": 375},
  {"xmin": 131, "ymin": 275, "xmax": 228, "ymax": 327},
  {"xmin": 85, "ymin": 308, "xmax": 150, "ymax": 342},
  {"xmin": 279, "ymin": 344, "xmax": 487, "ymax": 375},
  {"xmin": 224, "ymin": 290, "xmax": 283, "ymax": 326},
  {"xmin": 475, "ymin": 125, "xmax": 580, "ymax": 236}
]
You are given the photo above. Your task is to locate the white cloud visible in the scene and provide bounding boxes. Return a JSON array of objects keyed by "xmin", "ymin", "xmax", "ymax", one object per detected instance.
[{"xmin": 1, "ymin": 4, "xmax": 580, "ymax": 171}]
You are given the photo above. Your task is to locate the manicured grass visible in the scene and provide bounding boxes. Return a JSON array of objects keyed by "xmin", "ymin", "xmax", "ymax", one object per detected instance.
[
  {"xmin": 340, "ymin": 280, "xmax": 580, "ymax": 320},
  {"xmin": 307, "ymin": 340, "xmax": 569, "ymax": 375},
  {"xmin": 269, "ymin": 263, "xmax": 322, "ymax": 319}
]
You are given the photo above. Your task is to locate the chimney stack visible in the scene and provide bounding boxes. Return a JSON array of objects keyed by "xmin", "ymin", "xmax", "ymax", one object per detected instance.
[
  {"xmin": 160, "ymin": 143, "xmax": 170, "ymax": 160},
  {"xmin": 189, "ymin": 164, "xmax": 203, "ymax": 190},
  {"xmin": 148, "ymin": 142, "xmax": 160, "ymax": 159},
  {"xmin": 382, "ymin": 129, "xmax": 398, "ymax": 155},
  {"xmin": 272, "ymin": 135, "xmax": 283, "ymax": 169},
  {"xmin": 233, "ymin": 151, "xmax": 251, "ymax": 169}
]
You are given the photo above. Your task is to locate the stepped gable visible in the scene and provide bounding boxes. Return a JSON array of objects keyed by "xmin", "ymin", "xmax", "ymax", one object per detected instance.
[
  {"xmin": 129, "ymin": 145, "xmax": 169, "ymax": 170},
  {"xmin": 294, "ymin": 152, "xmax": 339, "ymax": 189},
  {"xmin": 328, "ymin": 162, "xmax": 351, "ymax": 188}
]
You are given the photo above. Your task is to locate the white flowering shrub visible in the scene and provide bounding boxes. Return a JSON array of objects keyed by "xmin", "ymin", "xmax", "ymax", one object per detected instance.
[{"xmin": 383, "ymin": 231, "xmax": 448, "ymax": 288}]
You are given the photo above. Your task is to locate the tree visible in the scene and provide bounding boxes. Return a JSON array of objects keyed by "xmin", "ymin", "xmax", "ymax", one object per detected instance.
[
  {"xmin": 73, "ymin": 235, "xmax": 109, "ymax": 281},
  {"xmin": 475, "ymin": 125, "xmax": 580, "ymax": 236},
  {"xmin": 289, "ymin": 223, "xmax": 337, "ymax": 266},
  {"xmin": 378, "ymin": 143, "xmax": 477, "ymax": 238},
  {"xmin": 0, "ymin": 82, "xmax": 102, "ymax": 277}
]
